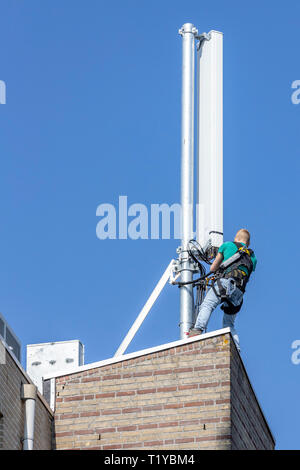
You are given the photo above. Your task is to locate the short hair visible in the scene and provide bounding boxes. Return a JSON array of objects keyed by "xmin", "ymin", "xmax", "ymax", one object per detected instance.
[{"xmin": 235, "ymin": 229, "xmax": 251, "ymax": 245}]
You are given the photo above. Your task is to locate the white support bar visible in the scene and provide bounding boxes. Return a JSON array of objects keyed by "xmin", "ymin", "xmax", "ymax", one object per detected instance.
[
  {"xmin": 196, "ymin": 31, "xmax": 223, "ymax": 250},
  {"xmin": 114, "ymin": 260, "xmax": 175, "ymax": 357}
]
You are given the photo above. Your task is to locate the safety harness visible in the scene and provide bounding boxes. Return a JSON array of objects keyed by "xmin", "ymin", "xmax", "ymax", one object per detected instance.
[{"xmin": 211, "ymin": 242, "xmax": 255, "ymax": 315}]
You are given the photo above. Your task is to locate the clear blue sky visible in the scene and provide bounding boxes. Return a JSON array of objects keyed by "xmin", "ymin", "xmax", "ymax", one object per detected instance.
[{"xmin": 0, "ymin": 0, "xmax": 299, "ymax": 450}]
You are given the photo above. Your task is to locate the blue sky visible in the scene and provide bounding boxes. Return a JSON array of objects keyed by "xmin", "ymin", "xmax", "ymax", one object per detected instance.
[{"xmin": 0, "ymin": 0, "xmax": 299, "ymax": 450}]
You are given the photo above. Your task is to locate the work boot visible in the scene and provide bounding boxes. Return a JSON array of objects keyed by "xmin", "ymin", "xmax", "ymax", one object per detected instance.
[{"xmin": 188, "ymin": 328, "xmax": 203, "ymax": 337}]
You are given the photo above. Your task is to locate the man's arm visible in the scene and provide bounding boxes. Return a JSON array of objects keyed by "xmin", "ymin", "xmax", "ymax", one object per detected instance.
[{"xmin": 210, "ymin": 252, "xmax": 224, "ymax": 273}]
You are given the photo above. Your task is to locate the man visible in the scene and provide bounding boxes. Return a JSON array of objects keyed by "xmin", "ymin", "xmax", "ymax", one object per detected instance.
[{"xmin": 188, "ymin": 229, "xmax": 257, "ymax": 351}]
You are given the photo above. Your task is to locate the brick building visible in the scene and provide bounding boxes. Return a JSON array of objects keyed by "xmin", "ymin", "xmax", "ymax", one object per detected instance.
[
  {"xmin": 44, "ymin": 328, "xmax": 275, "ymax": 450},
  {"xmin": 0, "ymin": 338, "xmax": 53, "ymax": 450}
]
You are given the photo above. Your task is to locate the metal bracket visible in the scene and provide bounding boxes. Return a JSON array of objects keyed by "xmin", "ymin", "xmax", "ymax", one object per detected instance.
[
  {"xmin": 178, "ymin": 25, "xmax": 198, "ymax": 37},
  {"xmin": 176, "ymin": 246, "xmax": 201, "ymax": 274},
  {"xmin": 196, "ymin": 32, "xmax": 211, "ymax": 51}
]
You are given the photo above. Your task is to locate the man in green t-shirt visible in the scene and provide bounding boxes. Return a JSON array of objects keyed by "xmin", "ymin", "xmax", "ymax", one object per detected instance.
[{"xmin": 189, "ymin": 229, "xmax": 257, "ymax": 351}]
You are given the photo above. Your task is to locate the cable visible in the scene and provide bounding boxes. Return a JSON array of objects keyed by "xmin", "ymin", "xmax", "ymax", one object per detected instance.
[
  {"xmin": 188, "ymin": 239, "xmax": 213, "ymax": 266},
  {"xmin": 174, "ymin": 239, "xmax": 216, "ymax": 287},
  {"xmin": 174, "ymin": 270, "xmax": 215, "ymax": 287},
  {"xmin": 174, "ymin": 239, "xmax": 219, "ymax": 323}
]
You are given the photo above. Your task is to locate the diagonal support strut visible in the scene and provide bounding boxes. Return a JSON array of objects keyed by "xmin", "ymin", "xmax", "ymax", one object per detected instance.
[{"xmin": 114, "ymin": 260, "xmax": 176, "ymax": 357}]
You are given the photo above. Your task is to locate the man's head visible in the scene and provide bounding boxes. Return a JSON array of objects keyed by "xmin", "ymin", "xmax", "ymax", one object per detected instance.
[{"xmin": 234, "ymin": 228, "xmax": 251, "ymax": 247}]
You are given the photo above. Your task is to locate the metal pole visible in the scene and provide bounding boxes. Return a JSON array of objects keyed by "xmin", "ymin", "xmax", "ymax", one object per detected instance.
[{"xmin": 178, "ymin": 23, "xmax": 197, "ymax": 339}]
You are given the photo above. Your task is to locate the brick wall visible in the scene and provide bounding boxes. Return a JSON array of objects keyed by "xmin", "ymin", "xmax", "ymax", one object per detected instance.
[
  {"xmin": 0, "ymin": 341, "xmax": 53, "ymax": 450},
  {"xmin": 230, "ymin": 341, "xmax": 274, "ymax": 449},
  {"xmin": 52, "ymin": 331, "xmax": 274, "ymax": 450}
]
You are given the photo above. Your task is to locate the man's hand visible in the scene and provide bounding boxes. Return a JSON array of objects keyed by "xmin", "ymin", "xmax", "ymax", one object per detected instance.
[{"xmin": 210, "ymin": 252, "xmax": 224, "ymax": 273}]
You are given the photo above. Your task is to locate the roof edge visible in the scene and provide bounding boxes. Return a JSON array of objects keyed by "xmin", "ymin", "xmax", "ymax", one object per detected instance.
[{"xmin": 43, "ymin": 327, "xmax": 231, "ymax": 380}]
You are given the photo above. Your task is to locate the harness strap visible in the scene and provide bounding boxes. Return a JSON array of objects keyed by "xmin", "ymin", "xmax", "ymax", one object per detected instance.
[
  {"xmin": 211, "ymin": 277, "xmax": 228, "ymax": 301},
  {"xmin": 223, "ymin": 269, "xmax": 247, "ymax": 292},
  {"xmin": 220, "ymin": 243, "xmax": 254, "ymax": 292},
  {"xmin": 211, "ymin": 277, "xmax": 244, "ymax": 315}
]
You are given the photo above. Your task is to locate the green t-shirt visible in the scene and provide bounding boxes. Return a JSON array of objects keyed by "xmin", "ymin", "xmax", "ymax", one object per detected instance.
[{"xmin": 218, "ymin": 241, "xmax": 257, "ymax": 275}]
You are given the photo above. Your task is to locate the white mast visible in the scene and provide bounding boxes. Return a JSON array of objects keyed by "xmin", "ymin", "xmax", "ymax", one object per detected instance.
[{"xmin": 178, "ymin": 23, "xmax": 198, "ymax": 339}]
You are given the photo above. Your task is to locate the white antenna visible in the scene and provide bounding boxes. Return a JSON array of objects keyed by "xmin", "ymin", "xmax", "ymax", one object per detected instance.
[{"xmin": 197, "ymin": 31, "xmax": 223, "ymax": 251}]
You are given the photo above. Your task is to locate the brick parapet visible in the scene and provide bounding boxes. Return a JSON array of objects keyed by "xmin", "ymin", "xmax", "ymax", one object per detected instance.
[{"xmin": 52, "ymin": 332, "xmax": 274, "ymax": 450}]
